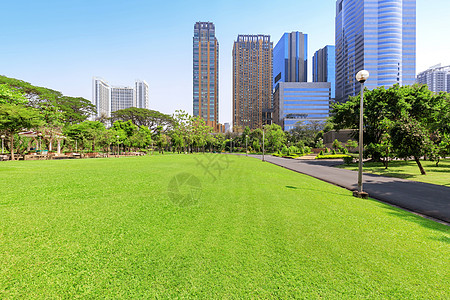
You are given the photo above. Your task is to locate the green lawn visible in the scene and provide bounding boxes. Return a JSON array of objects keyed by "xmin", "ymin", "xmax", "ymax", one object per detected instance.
[
  {"xmin": 338, "ymin": 158, "xmax": 450, "ymax": 186},
  {"xmin": 0, "ymin": 155, "xmax": 448, "ymax": 298}
]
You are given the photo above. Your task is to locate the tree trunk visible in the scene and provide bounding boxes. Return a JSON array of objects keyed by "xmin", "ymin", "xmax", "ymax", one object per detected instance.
[
  {"xmin": 10, "ymin": 135, "xmax": 15, "ymax": 161},
  {"xmin": 414, "ymin": 156, "xmax": 426, "ymax": 175}
]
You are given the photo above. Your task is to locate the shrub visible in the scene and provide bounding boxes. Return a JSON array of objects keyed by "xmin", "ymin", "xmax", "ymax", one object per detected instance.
[
  {"xmin": 319, "ymin": 150, "xmax": 324, "ymax": 156},
  {"xmin": 281, "ymin": 145, "xmax": 289, "ymax": 155},
  {"xmin": 332, "ymin": 149, "xmax": 336, "ymax": 155},
  {"xmin": 343, "ymin": 156, "xmax": 353, "ymax": 165},
  {"xmin": 289, "ymin": 146, "xmax": 299, "ymax": 154}
]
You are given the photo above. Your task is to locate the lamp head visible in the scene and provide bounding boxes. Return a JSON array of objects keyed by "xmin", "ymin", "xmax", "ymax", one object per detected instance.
[{"xmin": 356, "ymin": 70, "xmax": 370, "ymax": 83}]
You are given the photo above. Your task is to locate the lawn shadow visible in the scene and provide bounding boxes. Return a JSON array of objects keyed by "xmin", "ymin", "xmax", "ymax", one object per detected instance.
[
  {"xmin": 284, "ymin": 185, "xmax": 348, "ymax": 197},
  {"xmin": 370, "ymin": 172, "xmax": 416, "ymax": 180},
  {"xmin": 365, "ymin": 197, "xmax": 449, "ymax": 240}
]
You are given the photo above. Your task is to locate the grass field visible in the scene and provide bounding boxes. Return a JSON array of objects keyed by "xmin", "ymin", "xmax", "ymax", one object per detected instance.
[
  {"xmin": 0, "ymin": 155, "xmax": 449, "ymax": 298},
  {"xmin": 338, "ymin": 158, "xmax": 450, "ymax": 186}
]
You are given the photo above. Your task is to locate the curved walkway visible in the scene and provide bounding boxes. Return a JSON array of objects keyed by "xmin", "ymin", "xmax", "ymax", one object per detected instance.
[{"xmin": 248, "ymin": 154, "xmax": 450, "ymax": 224}]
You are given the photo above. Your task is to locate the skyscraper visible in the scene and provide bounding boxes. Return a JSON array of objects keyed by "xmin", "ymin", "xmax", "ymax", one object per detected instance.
[
  {"xmin": 272, "ymin": 32, "xmax": 331, "ymax": 130},
  {"xmin": 313, "ymin": 45, "xmax": 336, "ymax": 100},
  {"xmin": 335, "ymin": 0, "xmax": 416, "ymax": 102},
  {"xmin": 233, "ymin": 34, "xmax": 273, "ymax": 131},
  {"xmin": 193, "ymin": 22, "xmax": 219, "ymax": 130},
  {"xmin": 417, "ymin": 64, "xmax": 450, "ymax": 93},
  {"xmin": 92, "ymin": 77, "xmax": 111, "ymax": 118},
  {"xmin": 273, "ymin": 31, "xmax": 308, "ymax": 87},
  {"xmin": 135, "ymin": 80, "xmax": 149, "ymax": 109}
]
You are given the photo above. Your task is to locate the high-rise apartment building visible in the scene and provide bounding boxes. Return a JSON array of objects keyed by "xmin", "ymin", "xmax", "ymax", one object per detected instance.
[
  {"xmin": 233, "ymin": 35, "xmax": 273, "ymax": 131},
  {"xmin": 417, "ymin": 64, "xmax": 450, "ymax": 93},
  {"xmin": 92, "ymin": 78, "xmax": 149, "ymax": 120},
  {"xmin": 92, "ymin": 77, "xmax": 111, "ymax": 118},
  {"xmin": 135, "ymin": 80, "xmax": 149, "ymax": 109},
  {"xmin": 273, "ymin": 31, "xmax": 308, "ymax": 87},
  {"xmin": 313, "ymin": 45, "xmax": 336, "ymax": 100},
  {"xmin": 193, "ymin": 22, "xmax": 219, "ymax": 130},
  {"xmin": 110, "ymin": 86, "xmax": 135, "ymax": 112},
  {"xmin": 335, "ymin": 0, "xmax": 416, "ymax": 102}
]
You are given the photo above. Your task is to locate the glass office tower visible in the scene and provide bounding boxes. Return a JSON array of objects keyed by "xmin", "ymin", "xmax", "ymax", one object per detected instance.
[
  {"xmin": 193, "ymin": 22, "xmax": 219, "ymax": 129},
  {"xmin": 313, "ymin": 45, "xmax": 336, "ymax": 100},
  {"xmin": 273, "ymin": 31, "xmax": 308, "ymax": 87},
  {"xmin": 335, "ymin": 0, "xmax": 416, "ymax": 102}
]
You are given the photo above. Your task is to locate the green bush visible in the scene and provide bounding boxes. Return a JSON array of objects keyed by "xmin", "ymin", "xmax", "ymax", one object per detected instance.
[
  {"xmin": 281, "ymin": 146, "xmax": 289, "ymax": 155},
  {"xmin": 319, "ymin": 150, "xmax": 324, "ymax": 156},
  {"xmin": 332, "ymin": 149, "xmax": 336, "ymax": 155},
  {"xmin": 343, "ymin": 156, "xmax": 353, "ymax": 165}
]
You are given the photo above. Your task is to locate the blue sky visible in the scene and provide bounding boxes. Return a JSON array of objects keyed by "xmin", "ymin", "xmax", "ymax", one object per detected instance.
[{"xmin": 1, "ymin": 0, "xmax": 449, "ymax": 124}]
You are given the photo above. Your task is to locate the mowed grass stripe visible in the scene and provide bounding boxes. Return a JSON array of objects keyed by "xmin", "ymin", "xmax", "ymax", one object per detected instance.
[{"xmin": 0, "ymin": 155, "xmax": 448, "ymax": 298}]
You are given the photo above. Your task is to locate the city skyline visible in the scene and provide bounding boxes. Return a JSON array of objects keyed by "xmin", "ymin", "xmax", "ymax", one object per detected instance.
[{"xmin": 1, "ymin": 0, "xmax": 449, "ymax": 124}]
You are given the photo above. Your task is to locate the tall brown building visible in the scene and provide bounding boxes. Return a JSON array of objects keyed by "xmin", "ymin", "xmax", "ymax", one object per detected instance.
[
  {"xmin": 233, "ymin": 35, "xmax": 273, "ymax": 131},
  {"xmin": 193, "ymin": 22, "xmax": 221, "ymax": 132}
]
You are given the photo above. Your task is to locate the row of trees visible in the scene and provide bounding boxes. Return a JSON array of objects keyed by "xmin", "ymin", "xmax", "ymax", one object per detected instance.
[
  {"xmin": 0, "ymin": 76, "xmax": 294, "ymax": 157},
  {"xmin": 330, "ymin": 84, "xmax": 450, "ymax": 174},
  {"xmin": 2, "ymin": 75, "xmax": 449, "ymax": 175}
]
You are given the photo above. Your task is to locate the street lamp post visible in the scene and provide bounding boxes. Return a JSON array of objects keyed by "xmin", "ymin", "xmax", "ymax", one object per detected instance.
[
  {"xmin": 116, "ymin": 135, "xmax": 119, "ymax": 156},
  {"xmin": 246, "ymin": 135, "xmax": 249, "ymax": 156},
  {"xmin": 354, "ymin": 70, "xmax": 370, "ymax": 198},
  {"xmin": 1, "ymin": 135, "xmax": 5, "ymax": 154},
  {"xmin": 262, "ymin": 126, "xmax": 265, "ymax": 162}
]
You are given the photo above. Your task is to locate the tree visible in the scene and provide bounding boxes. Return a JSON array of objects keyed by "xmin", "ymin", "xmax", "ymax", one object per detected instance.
[
  {"xmin": 111, "ymin": 107, "xmax": 175, "ymax": 133},
  {"xmin": 331, "ymin": 84, "xmax": 446, "ymax": 161},
  {"xmin": 289, "ymin": 120, "xmax": 325, "ymax": 146},
  {"xmin": 0, "ymin": 104, "xmax": 42, "ymax": 160},
  {"xmin": 390, "ymin": 117, "xmax": 433, "ymax": 175},
  {"xmin": 265, "ymin": 124, "xmax": 286, "ymax": 152},
  {"xmin": 0, "ymin": 84, "xmax": 27, "ymax": 105},
  {"xmin": 55, "ymin": 96, "xmax": 96, "ymax": 124}
]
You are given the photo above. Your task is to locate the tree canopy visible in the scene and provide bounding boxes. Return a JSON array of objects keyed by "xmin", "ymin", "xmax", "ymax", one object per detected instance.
[
  {"xmin": 331, "ymin": 84, "xmax": 450, "ymax": 173},
  {"xmin": 111, "ymin": 107, "xmax": 175, "ymax": 133}
]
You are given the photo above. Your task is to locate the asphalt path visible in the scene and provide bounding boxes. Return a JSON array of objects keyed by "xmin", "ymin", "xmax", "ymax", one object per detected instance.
[{"xmin": 247, "ymin": 154, "xmax": 450, "ymax": 224}]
